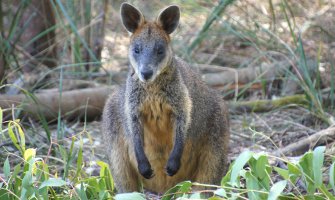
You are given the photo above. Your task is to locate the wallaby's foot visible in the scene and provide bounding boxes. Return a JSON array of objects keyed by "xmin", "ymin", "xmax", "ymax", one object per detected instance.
[
  {"xmin": 138, "ymin": 161, "xmax": 155, "ymax": 179},
  {"xmin": 165, "ymin": 157, "xmax": 181, "ymax": 176}
]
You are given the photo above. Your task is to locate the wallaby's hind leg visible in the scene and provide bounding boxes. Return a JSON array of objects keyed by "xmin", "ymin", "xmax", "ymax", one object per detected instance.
[
  {"xmin": 194, "ymin": 102, "xmax": 230, "ymax": 187},
  {"xmin": 103, "ymin": 93, "xmax": 140, "ymax": 193},
  {"xmin": 107, "ymin": 134, "xmax": 140, "ymax": 193}
]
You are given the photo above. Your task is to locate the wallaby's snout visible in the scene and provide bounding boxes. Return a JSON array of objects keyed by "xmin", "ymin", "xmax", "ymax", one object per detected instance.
[
  {"xmin": 141, "ymin": 69, "xmax": 153, "ymax": 80},
  {"xmin": 120, "ymin": 3, "xmax": 180, "ymax": 83}
]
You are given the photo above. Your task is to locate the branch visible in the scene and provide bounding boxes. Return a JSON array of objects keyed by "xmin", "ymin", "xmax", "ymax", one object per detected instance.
[
  {"xmin": 273, "ymin": 127, "xmax": 335, "ymax": 156},
  {"xmin": 229, "ymin": 94, "xmax": 308, "ymax": 113},
  {"xmin": 200, "ymin": 61, "xmax": 291, "ymax": 87},
  {"xmin": 0, "ymin": 86, "xmax": 115, "ymax": 121}
]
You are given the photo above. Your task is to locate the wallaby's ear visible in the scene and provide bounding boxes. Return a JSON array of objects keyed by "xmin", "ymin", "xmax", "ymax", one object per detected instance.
[
  {"xmin": 157, "ymin": 5, "xmax": 180, "ymax": 34},
  {"xmin": 120, "ymin": 3, "xmax": 144, "ymax": 33}
]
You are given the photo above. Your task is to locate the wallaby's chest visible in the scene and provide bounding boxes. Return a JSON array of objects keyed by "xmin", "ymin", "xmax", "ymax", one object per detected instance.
[{"xmin": 139, "ymin": 94, "xmax": 174, "ymax": 160}]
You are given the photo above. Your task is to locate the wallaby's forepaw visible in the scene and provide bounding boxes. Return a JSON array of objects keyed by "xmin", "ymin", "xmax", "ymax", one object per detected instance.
[
  {"xmin": 165, "ymin": 158, "xmax": 180, "ymax": 176},
  {"xmin": 138, "ymin": 162, "xmax": 154, "ymax": 179}
]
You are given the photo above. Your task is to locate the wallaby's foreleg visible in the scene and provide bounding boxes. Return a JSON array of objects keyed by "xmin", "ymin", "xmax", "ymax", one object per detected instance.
[
  {"xmin": 127, "ymin": 92, "xmax": 154, "ymax": 179},
  {"xmin": 132, "ymin": 118, "xmax": 154, "ymax": 179},
  {"xmin": 166, "ymin": 114, "xmax": 186, "ymax": 176}
]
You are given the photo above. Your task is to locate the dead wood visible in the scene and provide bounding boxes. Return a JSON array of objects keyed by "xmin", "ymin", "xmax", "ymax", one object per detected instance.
[
  {"xmin": 0, "ymin": 86, "xmax": 115, "ymax": 121},
  {"xmin": 273, "ymin": 127, "xmax": 335, "ymax": 156},
  {"xmin": 201, "ymin": 61, "xmax": 291, "ymax": 87},
  {"xmin": 229, "ymin": 94, "xmax": 308, "ymax": 113},
  {"xmin": 194, "ymin": 52, "xmax": 248, "ymax": 68}
]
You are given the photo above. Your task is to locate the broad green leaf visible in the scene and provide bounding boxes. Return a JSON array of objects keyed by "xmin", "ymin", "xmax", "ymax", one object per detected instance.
[
  {"xmin": 208, "ymin": 197, "xmax": 223, "ymax": 200},
  {"xmin": 299, "ymin": 152, "xmax": 315, "ymax": 194},
  {"xmin": 313, "ymin": 146, "xmax": 325, "ymax": 187},
  {"xmin": 188, "ymin": 192, "xmax": 202, "ymax": 199},
  {"xmin": 245, "ymin": 171, "xmax": 261, "ymax": 200},
  {"xmin": 214, "ymin": 188, "xmax": 227, "ymax": 197},
  {"xmin": 77, "ymin": 182, "xmax": 89, "ymax": 200},
  {"xmin": 97, "ymin": 161, "xmax": 114, "ymax": 194},
  {"xmin": 287, "ymin": 162, "xmax": 300, "ymax": 175},
  {"xmin": 274, "ymin": 167, "xmax": 289, "ymax": 180},
  {"xmin": 230, "ymin": 150, "xmax": 252, "ymax": 186},
  {"xmin": 267, "ymin": 180, "xmax": 287, "ymax": 200},
  {"xmin": 39, "ymin": 178, "xmax": 67, "ymax": 189},
  {"xmin": 8, "ymin": 122, "xmax": 21, "ymax": 154},
  {"xmin": 162, "ymin": 181, "xmax": 191, "ymax": 200},
  {"xmin": 16, "ymin": 122, "xmax": 25, "ymax": 153},
  {"xmin": 255, "ymin": 155, "xmax": 268, "ymax": 179},
  {"xmin": 329, "ymin": 162, "xmax": 335, "ymax": 192},
  {"xmin": 115, "ymin": 192, "xmax": 146, "ymax": 200},
  {"xmin": 252, "ymin": 154, "xmax": 270, "ymax": 190},
  {"xmin": 22, "ymin": 172, "xmax": 31, "ymax": 187},
  {"xmin": 178, "ymin": 181, "xmax": 192, "ymax": 193},
  {"xmin": 24, "ymin": 148, "xmax": 36, "ymax": 161},
  {"xmin": 4, "ymin": 157, "xmax": 10, "ymax": 180}
]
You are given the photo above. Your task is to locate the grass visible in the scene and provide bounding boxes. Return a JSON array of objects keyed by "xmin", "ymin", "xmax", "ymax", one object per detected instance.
[{"xmin": 1, "ymin": 0, "xmax": 335, "ymax": 199}]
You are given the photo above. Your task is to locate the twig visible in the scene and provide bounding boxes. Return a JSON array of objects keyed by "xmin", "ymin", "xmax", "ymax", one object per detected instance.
[{"xmin": 273, "ymin": 127, "xmax": 335, "ymax": 156}]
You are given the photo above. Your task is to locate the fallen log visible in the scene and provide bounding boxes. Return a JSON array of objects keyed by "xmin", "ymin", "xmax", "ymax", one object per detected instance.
[
  {"xmin": 229, "ymin": 94, "xmax": 308, "ymax": 113},
  {"xmin": 273, "ymin": 127, "xmax": 335, "ymax": 156},
  {"xmin": 0, "ymin": 86, "xmax": 115, "ymax": 121},
  {"xmin": 201, "ymin": 61, "xmax": 291, "ymax": 87}
]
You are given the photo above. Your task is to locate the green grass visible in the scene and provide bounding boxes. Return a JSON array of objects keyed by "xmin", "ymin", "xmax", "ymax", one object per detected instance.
[{"xmin": 1, "ymin": 116, "xmax": 335, "ymax": 199}]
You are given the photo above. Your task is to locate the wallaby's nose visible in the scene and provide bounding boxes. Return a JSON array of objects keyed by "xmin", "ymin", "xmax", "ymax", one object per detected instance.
[{"xmin": 141, "ymin": 70, "xmax": 153, "ymax": 80}]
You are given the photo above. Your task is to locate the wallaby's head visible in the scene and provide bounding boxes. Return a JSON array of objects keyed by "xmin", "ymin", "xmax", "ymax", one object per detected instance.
[{"xmin": 120, "ymin": 3, "xmax": 180, "ymax": 83}]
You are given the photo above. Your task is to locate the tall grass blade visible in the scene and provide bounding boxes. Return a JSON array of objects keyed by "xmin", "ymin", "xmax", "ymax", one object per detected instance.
[{"xmin": 187, "ymin": 0, "xmax": 236, "ymax": 54}]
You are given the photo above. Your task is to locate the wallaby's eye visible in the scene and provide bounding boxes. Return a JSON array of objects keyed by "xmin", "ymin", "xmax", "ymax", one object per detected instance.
[
  {"xmin": 134, "ymin": 46, "xmax": 140, "ymax": 54},
  {"xmin": 157, "ymin": 48, "xmax": 164, "ymax": 55},
  {"xmin": 134, "ymin": 44, "xmax": 141, "ymax": 54}
]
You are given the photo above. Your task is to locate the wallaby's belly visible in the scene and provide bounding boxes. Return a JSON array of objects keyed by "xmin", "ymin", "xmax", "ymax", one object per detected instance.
[{"xmin": 130, "ymin": 97, "xmax": 198, "ymax": 193}]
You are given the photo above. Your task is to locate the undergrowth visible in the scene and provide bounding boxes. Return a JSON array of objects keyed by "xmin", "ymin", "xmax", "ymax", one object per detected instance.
[{"xmin": 1, "ymin": 110, "xmax": 335, "ymax": 199}]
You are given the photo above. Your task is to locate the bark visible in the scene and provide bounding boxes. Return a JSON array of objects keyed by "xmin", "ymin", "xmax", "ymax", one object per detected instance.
[
  {"xmin": 201, "ymin": 61, "xmax": 291, "ymax": 87},
  {"xmin": 229, "ymin": 94, "xmax": 308, "ymax": 113},
  {"xmin": 0, "ymin": 86, "xmax": 115, "ymax": 121},
  {"xmin": 272, "ymin": 127, "xmax": 335, "ymax": 156}
]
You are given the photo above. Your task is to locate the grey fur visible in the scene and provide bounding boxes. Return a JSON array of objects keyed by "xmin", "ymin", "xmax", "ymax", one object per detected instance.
[{"xmin": 102, "ymin": 3, "xmax": 230, "ymax": 193}]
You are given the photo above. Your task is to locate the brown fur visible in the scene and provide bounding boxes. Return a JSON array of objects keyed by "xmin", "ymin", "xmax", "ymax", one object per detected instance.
[{"xmin": 102, "ymin": 3, "xmax": 230, "ymax": 194}]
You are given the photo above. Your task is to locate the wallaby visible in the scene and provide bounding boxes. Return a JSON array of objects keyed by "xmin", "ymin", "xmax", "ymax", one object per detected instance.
[{"xmin": 102, "ymin": 3, "xmax": 230, "ymax": 193}]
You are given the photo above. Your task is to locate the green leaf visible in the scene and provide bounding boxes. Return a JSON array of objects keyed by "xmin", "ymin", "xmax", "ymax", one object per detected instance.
[
  {"xmin": 214, "ymin": 188, "xmax": 227, "ymax": 197},
  {"xmin": 313, "ymin": 146, "xmax": 325, "ymax": 187},
  {"xmin": 162, "ymin": 181, "xmax": 192, "ymax": 200},
  {"xmin": 4, "ymin": 157, "xmax": 10, "ymax": 180},
  {"xmin": 178, "ymin": 181, "xmax": 192, "ymax": 193},
  {"xmin": 97, "ymin": 161, "xmax": 114, "ymax": 194},
  {"xmin": 230, "ymin": 150, "xmax": 252, "ymax": 186},
  {"xmin": 267, "ymin": 180, "xmax": 287, "ymax": 200},
  {"xmin": 115, "ymin": 192, "xmax": 146, "ymax": 200},
  {"xmin": 245, "ymin": 171, "xmax": 261, "ymax": 200},
  {"xmin": 77, "ymin": 182, "xmax": 88, "ymax": 200},
  {"xmin": 274, "ymin": 167, "xmax": 289, "ymax": 180},
  {"xmin": 329, "ymin": 162, "xmax": 335, "ymax": 192},
  {"xmin": 8, "ymin": 122, "xmax": 22, "ymax": 154},
  {"xmin": 188, "ymin": 192, "xmax": 202, "ymax": 199},
  {"xmin": 299, "ymin": 152, "xmax": 315, "ymax": 194},
  {"xmin": 39, "ymin": 178, "xmax": 67, "ymax": 189},
  {"xmin": 24, "ymin": 148, "xmax": 36, "ymax": 161}
]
